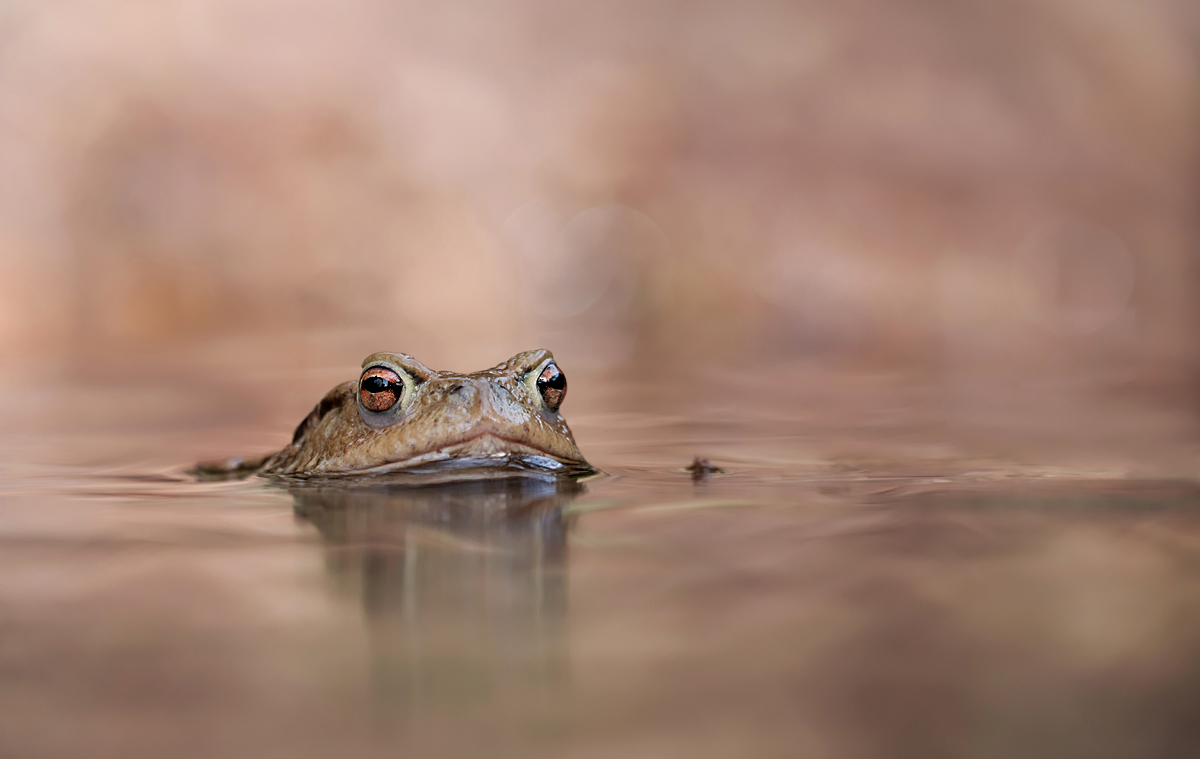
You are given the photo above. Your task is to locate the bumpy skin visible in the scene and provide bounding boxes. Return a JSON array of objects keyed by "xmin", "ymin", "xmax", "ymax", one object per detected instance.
[{"xmin": 258, "ymin": 349, "xmax": 591, "ymax": 478}]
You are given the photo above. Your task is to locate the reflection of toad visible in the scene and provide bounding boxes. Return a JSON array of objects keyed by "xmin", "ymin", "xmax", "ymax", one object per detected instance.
[
  {"xmin": 199, "ymin": 350, "xmax": 593, "ymax": 479},
  {"xmin": 291, "ymin": 478, "xmax": 580, "ymax": 700}
]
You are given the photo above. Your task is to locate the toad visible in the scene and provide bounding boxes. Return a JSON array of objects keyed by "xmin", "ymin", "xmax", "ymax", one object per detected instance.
[{"xmin": 197, "ymin": 350, "xmax": 593, "ymax": 480}]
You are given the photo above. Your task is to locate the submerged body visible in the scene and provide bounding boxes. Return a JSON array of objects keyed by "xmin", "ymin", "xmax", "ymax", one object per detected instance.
[{"xmin": 206, "ymin": 350, "xmax": 592, "ymax": 480}]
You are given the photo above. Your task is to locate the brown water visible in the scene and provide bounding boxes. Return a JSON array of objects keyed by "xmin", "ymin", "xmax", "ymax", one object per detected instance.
[{"xmin": 2, "ymin": 342, "xmax": 1199, "ymax": 759}]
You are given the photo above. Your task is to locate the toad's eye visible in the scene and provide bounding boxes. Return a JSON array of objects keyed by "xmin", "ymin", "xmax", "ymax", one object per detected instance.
[
  {"xmin": 359, "ymin": 367, "xmax": 403, "ymax": 412},
  {"xmin": 536, "ymin": 364, "xmax": 567, "ymax": 411}
]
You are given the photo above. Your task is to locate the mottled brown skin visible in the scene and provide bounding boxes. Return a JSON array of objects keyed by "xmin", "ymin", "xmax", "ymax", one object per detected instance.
[{"xmin": 255, "ymin": 349, "xmax": 592, "ymax": 478}]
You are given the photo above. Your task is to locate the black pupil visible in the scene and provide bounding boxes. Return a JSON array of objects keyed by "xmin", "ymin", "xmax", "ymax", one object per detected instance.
[
  {"xmin": 363, "ymin": 376, "xmax": 396, "ymax": 394},
  {"xmin": 538, "ymin": 369, "xmax": 565, "ymax": 390}
]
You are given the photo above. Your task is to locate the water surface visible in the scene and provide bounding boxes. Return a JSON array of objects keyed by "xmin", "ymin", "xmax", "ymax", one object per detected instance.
[{"xmin": 1, "ymin": 350, "xmax": 1198, "ymax": 759}]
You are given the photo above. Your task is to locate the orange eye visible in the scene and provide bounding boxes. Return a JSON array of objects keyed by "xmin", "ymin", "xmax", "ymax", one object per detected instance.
[
  {"xmin": 536, "ymin": 364, "xmax": 566, "ymax": 410},
  {"xmin": 360, "ymin": 367, "xmax": 403, "ymax": 412}
]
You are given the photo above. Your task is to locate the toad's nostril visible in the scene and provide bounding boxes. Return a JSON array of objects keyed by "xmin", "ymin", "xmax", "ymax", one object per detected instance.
[
  {"xmin": 489, "ymin": 381, "xmax": 515, "ymax": 401},
  {"xmin": 447, "ymin": 382, "xmax": 477, "ymax": 405}
]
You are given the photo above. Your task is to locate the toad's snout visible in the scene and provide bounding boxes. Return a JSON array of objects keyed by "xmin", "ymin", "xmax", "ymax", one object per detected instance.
[{"xmin": 441, "ymin": 378, "xmax": 518, "ymax": 422}]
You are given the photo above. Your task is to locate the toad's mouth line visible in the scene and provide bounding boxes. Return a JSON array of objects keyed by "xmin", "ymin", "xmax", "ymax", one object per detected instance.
[{"xmin": 310, "ymin": 431, "xmax": 591, "ymax": 478}]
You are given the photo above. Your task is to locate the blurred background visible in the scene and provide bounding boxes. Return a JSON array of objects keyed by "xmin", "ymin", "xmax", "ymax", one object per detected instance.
[{"xmin": 0, "ymin": 0, "xmax": 1198, "ymax": 464}]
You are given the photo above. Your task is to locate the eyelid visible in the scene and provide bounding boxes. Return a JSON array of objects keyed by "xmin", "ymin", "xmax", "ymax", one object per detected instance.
[
  {"xmin": 360, "ymin": 352, "xmax": 435, "ymax": 382},
  {"xmin": 361, "ymin": 365, "xmax": 407, "ymax": 384},
  {"xmin": 528, "ymin": 357, "xmax": 554, "ymax": 378},
  {"xmin": 362, "ymin": 367, "xmax": 399, "ymax": 378}
]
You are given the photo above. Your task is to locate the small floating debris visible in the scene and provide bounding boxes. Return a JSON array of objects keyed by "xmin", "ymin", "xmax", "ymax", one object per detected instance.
[{"xmin": 685, "ymin": 457, "xmax": 724, "ymax": 481}]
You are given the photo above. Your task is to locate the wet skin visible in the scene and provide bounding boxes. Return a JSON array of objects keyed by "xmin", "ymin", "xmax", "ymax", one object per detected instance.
[{"xmin": 205, "ymin": 350, "xmax": 592, "ymax": 480}]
